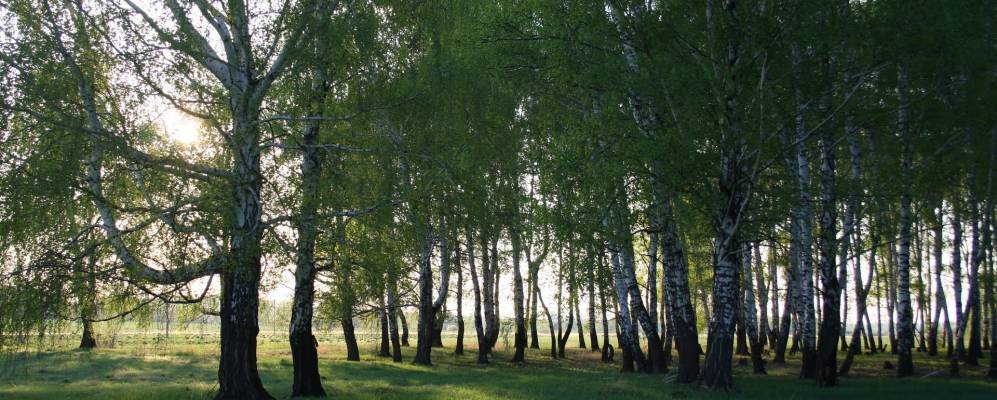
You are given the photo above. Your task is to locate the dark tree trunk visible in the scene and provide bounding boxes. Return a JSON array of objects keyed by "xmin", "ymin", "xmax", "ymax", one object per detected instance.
[
  {"xmin": 736, "ymin": 316, "xmax": 749, "ymax": 356},
  {"xmin": 895, "ymin": 65, "xmax": 915, "ymax": 377},
  {"xmin": 400, "ymin": 310, "xmax": 410, "ymax": 347},
  {"xmin": 79, "ymin": 319, "xmax": 97, "ymax": 349},
  {"xmin": 467, "ymin": 230, "xmax": 489, "ymax": 364},
  {"xmin": 741, "ymin": 242, "xmax": 766, "ymax": 374},
  {"xmin": 967, "ymin": 199, "xmax": 988, "ymax": 365},
  {"xmin": 575, "ymin": 298, "xmax": 586, "ymax": 349},
  {"xmin": 289, "ymin": 279, "xmax": 323, "ymax": 397},
  {"xmin": 455, "ymin": 243, "xmax": 465, "ymax": 356},
  {"xmin": 414, "ymin": 216, "xmax": 450, "ymax": 365},
  {"xmin": 588, "ymin": 254, "xmax": 600, "ymax": 352},
  {"xmin": 952, "ymin": 203, "xmax": 964, "ymax": 374},
  {"xmin": 413, "ymin": 290, "xmax": 435, "ymax": 366},
  {"xmin": 815, "ymin": 125, "xmax": 840, "ymax": 387},
  {"xmin": 530, "ymin": 259, "xmax": 541, "ymax": 349},
  {"xmin": 482, "ymin": 233, "xmax": 499, "ymax": 358},
  {"xmin": 379, "ymin": 297, "xmax": 391, "ymax": 357},
  {"xmin": 217, "ymin": 266, "xmax": 270, "ymax": 400},
  {"xmin": 769, "ymin": 239, "xmax": 781, "ymax": 349},
  {"xmin": 698, "ymin": 11, "xmax": 748, "ymax": 386},
  {"xmin": 538, "ymin": 286, "xmax": 558, "ymax": 359},
  {"xmin": 557, "ymin": 296, "xmax": 574, "ymax": 359},
  {"xmin": 754, "ymin": 243, "xmax": 769, "ymax": 350},
  {"xmin": 600, "ymin": 273, "xmax": 613, "ymax": 363},
  {"xmin": 432, "ymin": 308, "xmax": 445, "ymax": 348},
  {"xmin": 387, "ymin": 279, "xmax": 403, "ymax": 363},
  {"xmin": 840, "ymin": 228, "xmax": 876, "ymax": 376},
  {"xmin": 887, "ymin": 242, "xmax": 898, "ymax": 355},
  {"xmin": 215, "ymin": 109, "xmax": 272, "ymax": 400},
  {"xmin": 698, "ymin": 232, "xmax": 740, "ymax": 390},
  {"xmin": 774, "ymin": 255, "xmax": 795, "ymax": 365},
  {"xmin": 342, "ymin": 309, "xmax": 360, "ymax": 361},
  {"xmin": 287, "ymin": 69, "xmax": 328, "ymax": 398},
  {"xmin": 660, "ymin": 196, "xmax": 699, "ymax": 382},
  {"xmin": 511, "ymin": 227, "xmax": 527, "ymax": 362}
]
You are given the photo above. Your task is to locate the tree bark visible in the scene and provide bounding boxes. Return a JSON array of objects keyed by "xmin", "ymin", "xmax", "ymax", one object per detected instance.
[
  {"xmin": 661, "ymin": 193, "xmax": 700, "ymax": 382},
  {"xmin": 400, "ymin": 310, "xmax": 410, "ymax": 347},
  {"xmin": 455, "ymin": 242, "xmax": 465, "ymax": 356},
  {"xmin": 588, "ymin": 253, "xmax": 601, "ymax": 352},
  {"xmin": 287, "ymin": 63, "xmax": 329, "ymax": 398},
  {"xmin": 742, "ymin": 242, "xmax": 766, "ymax": 374},
  {"xmin": 754, "ymin": 243, "xmax": 768, "ymax": 350},
  {"xmin": 511, "ymin": 226, "xmax": 527, "ymax": 362},
  {"xmin": 467, "ymin": 230, "xmax": 489, "ymax": 364},
  {"xmin": 815, "ymin": 119, "xmax": 841, "ymax": 387},
  {"xmin": 895, "ymin": 64, "xmax": 915, "ymax": 377},
  {"xmin": 379, "ymin": 294, "xmax": 391, "ymax": 358},
  {"xmin": 790, "ymin": 42, "xmax": 818, "ymax": 380},
  {"xmin": 387, "ymin": 278, "xmax": 403, "ymax": 362},
  {"xmin": 342, "ymin": 304, "xmax": 359, "ymax": 361},
  {"xmin": 952, "ymin": 202, "xmax": 964, "ymax": 375}
]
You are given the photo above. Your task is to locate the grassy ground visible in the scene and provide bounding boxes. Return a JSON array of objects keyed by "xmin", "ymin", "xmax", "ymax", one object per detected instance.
[{"xmin": 1, "ymin": 332, "xmax": 995, "ymax": 399}]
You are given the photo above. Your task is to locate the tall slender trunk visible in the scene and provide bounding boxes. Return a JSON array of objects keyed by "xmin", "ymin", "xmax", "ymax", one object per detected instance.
[
  {"xmin": 967, "ymin": 196, "xmax": 989, "ymax": 365},
  {"xmin": 387, "ymin": 278, "xmax": 403, "ymax": 362},
  {"xmin": 400, "ymin": 309, "xmax": 410, "ymax": 347},
  {"xmin": 218, "ymin": 111, "xmax": 271, "ymax": 400},
  {"xmin": 952, "ymin": 202, "xmax": 964, "ymax": 375},
  {"xmin": 588, "ymin": 254, "xmax": 601, "ymax": 351},
  {"xmin": 414, "ymin": 213, "xmax": 450, "ymax": 365},
  {"xmin": 647, "ymin": 222, "xmax": 660, "ymax": 341},
  {"xmin": 888, "ymin": 242, "xmax": 898, "ymax": 354},
  {"xmin": 342, "ymin": 299, "xmax": 359, "ymax": 361},
  {"xmin": 467, "ymin": 230, "xmax": 488, "ymax": 364},
  {"xmin": 774, "ymin": 228, "xmax": 796, "ymax": 364},
  {"xmin": 379, "ymin": 294, "xmax": 391, "ymax": 357},
  {"xmin": 840, "ymin": 226, "xmax": 876, "ymax": 376},
  {"xmin": 768, "ymin": 240, "xmax": 780, "ymax": 347},
  {"xmin": 661, "ymin": 196, "xmax": 699, "ymax": 382},
  {"xmin": 815, "ymin": 120, "xmax": 840, "ymax": 387},
  {"xmin": 600, "ymin": 268, "xmax": 613, "ymax": 362},
  {"xmin": 608, "ymin": 245, "xmax": 646, "ymax": 371},
  {"xmin": 530, "ymin": 251, "xmax": 541, "ymax": 349},
  {"xmin": 413, "ymin": 224, "xmax": 436, "ymax": 365},
  {"xmin": 754, "ymin": 243, "xmax": 768, "ymax": 350},
  {"xmin": 538, "ymin": 286, "xmax": 558, "ymax": 359},
  {"xmin": 895, "ymin": 65, "xmax": 915, "ymax": 377},
  {"xmin": 287, "ymin": 66, "xmax": 329, "ymax": 397},
  {"xmin": 790, "ymin": 42, "xmax": 818, "ymax": 380},
  {"xmin": 930, "ymin": 205, "xmax": 949, "ymax": 357},
  {"xmin": 915, "ymin": 225, "xmax": 929, "ymax": 353},
  {"xmin": 79, "ymin": 254, "xmax": 98, "ymax": 350},
  {"xmin": 742, "ymin": 242, "xmax": 766, "ymax": 374},
  {"xmin": 455, "ymin": 242, "xmax": 465, "ymax": 356},
  {"xmin": 576, "ymin": 296, "xmax": 587, "ymax": 349},
  {"xmin": 511, "ymin": 227, "xmax": 527, "ymax": 362},
  {"xmin": 482, "ymin": 232, "xmax": 498, "ymax": 357},
  {"xmin": 619, "ymin": 227, "xmax": 666, "ymax": 372}
]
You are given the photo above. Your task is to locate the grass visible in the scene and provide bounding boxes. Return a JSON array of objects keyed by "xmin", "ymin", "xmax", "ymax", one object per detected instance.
[{"xmin": 1, "ymin": 332, "xmax": 995, "ymax": 399}]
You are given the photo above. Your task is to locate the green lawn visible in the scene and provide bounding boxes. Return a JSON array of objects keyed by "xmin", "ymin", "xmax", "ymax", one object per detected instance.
[{"xmin": 1, "ymin": 332, "xmax": 995, "ymax": 399}]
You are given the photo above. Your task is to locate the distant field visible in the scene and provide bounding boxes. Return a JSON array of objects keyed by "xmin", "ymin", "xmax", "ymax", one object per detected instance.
[{"xmin": 1, "ymin": 332, "xmax": 995, "ymax": 399}]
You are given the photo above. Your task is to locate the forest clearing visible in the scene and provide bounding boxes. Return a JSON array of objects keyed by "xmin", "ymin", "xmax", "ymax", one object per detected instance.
[{"xmin": 3, "ymin": 333, "xmax": 995, "ymax": 399}]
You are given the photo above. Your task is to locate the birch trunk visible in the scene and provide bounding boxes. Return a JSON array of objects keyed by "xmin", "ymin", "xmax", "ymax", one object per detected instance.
[
  {"xmin": 896, "ymin": 64, "xmax": 915, "ymax": 377},
  {"xmin": 742, "ymin": 243, "xmax": 765, "ymax": 374},
  {"xmin": 815, "ymin": 120, "xmax": 840, "ymax": 387},
  {"xmin": 511, "ymin": 227, "xmax": 527, "ymax": 362},
  {"xmin": 467, "ymin": 230, "xmax": 488, "ymax": 364}
]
